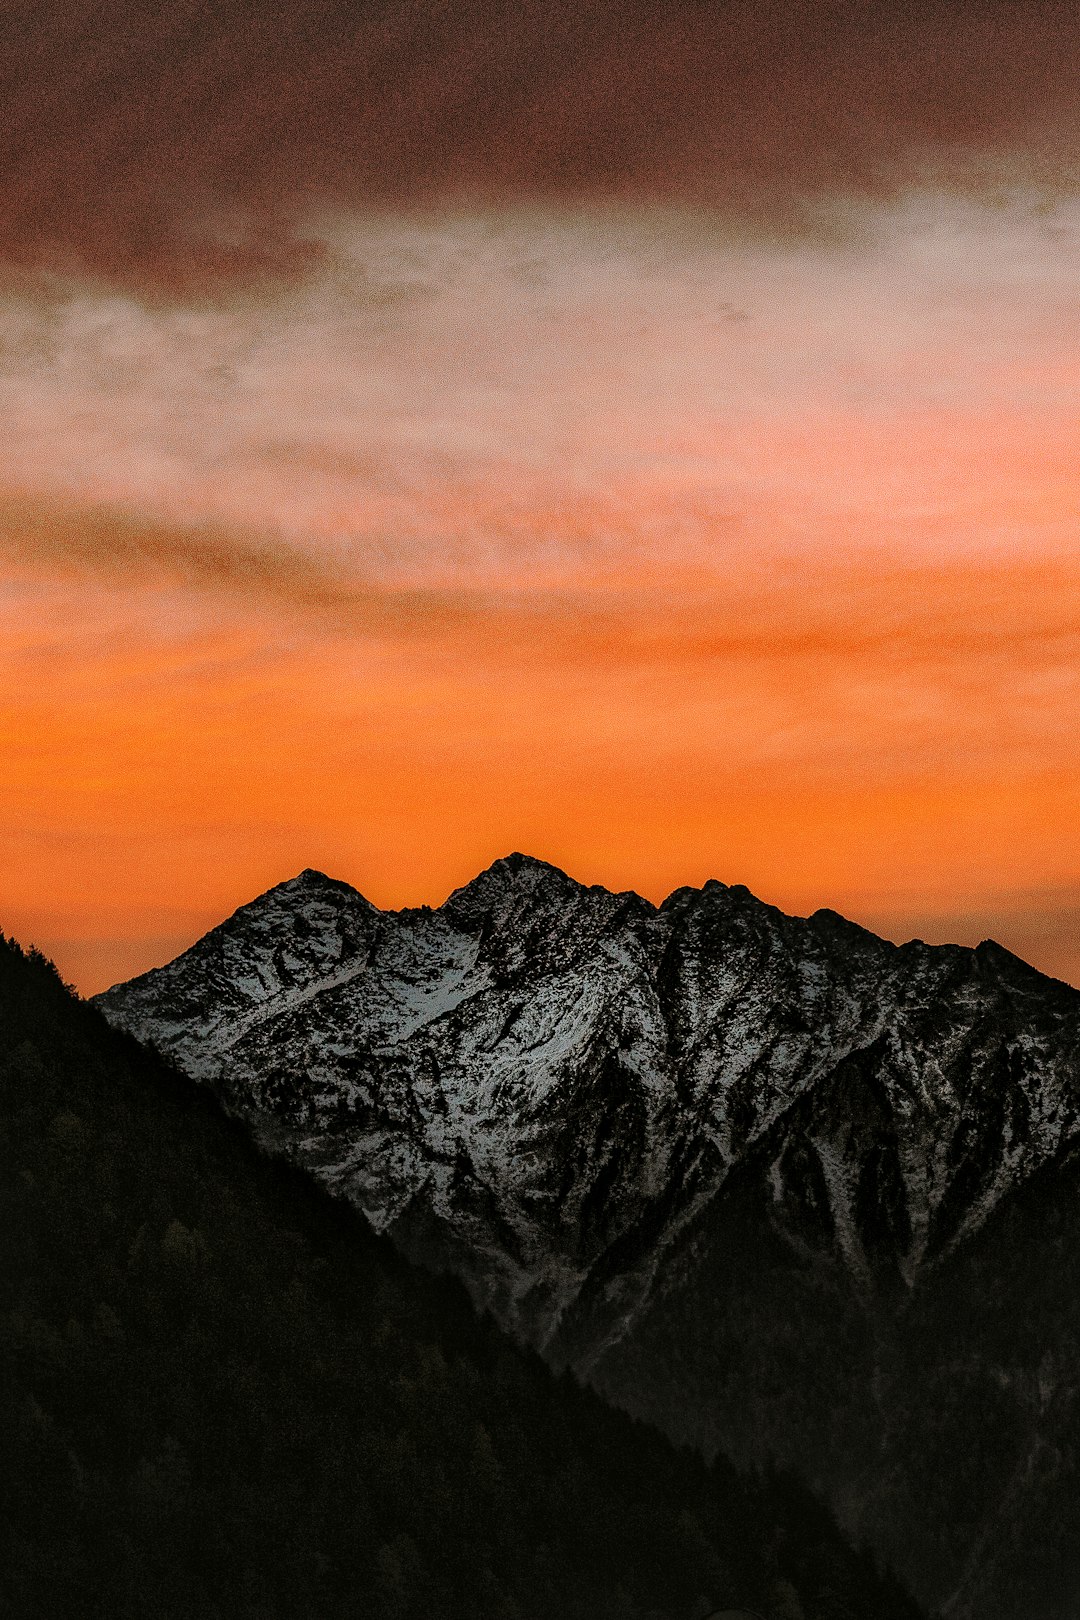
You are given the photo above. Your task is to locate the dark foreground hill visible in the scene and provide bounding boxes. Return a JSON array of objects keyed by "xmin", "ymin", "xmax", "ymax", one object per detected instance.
[
  {"xmin": 0, "ymin": 933, "xmax": 917, "ymax": 1620},
  {"xmin": 96, "ymin": 857, "xmax": 1080, "ymax": 1617}
]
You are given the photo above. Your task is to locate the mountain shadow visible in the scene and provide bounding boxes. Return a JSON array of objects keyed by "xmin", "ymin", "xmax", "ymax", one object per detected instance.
[
  {"xmin": 0, "ymin": 933, "xmax": 919, "ymax": 1620},
  {"xmin": 93, "ymin": 860, "xmax": 1080, "ymax": 1616}
]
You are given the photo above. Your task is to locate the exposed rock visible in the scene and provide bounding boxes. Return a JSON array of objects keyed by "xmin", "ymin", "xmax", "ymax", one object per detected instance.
[{"xmin": 97, "ymin": 855, "xmax": 1080, "ymax": 1617}]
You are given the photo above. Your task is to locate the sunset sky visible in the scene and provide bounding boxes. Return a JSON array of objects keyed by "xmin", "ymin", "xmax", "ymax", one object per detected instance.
[{"xmin": 3, "ymin": 0, "xmax": 1080, "ymax": 992}]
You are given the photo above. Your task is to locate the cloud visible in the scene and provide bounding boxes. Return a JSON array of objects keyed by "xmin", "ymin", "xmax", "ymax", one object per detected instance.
[
  {"xmin": 2, "ymin": 198, "xmax": 1078, "ymax": 609},
  {"xmin": 0, "ymin": 496, "xmax": 484, "ymax": 632},
  {"xmin": 4, "ymin": 0, "xmax": 1080, "ymax": 295},
  {"xmin": 8, "ymin": 3, "xmax": 1080, "ymax": 996}
]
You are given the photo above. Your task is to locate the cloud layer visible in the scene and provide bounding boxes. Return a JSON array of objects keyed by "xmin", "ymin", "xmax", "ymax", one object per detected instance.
[
  {"xmin": 4, "ymin": 0, "xmax": 1080, "ymax": 293},
  {"xmin": 2, "ymin": 201, "xmax": 1078, "ymax": 598},
  {"xmin": 5, "ymin": 6, "xmax": 1080, "ymax": 988}
]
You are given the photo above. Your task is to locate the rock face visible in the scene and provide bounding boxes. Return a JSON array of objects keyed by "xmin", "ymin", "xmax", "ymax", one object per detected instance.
[{"xmin": 97, "ymin": 855, "xmax": 1080, "ymax": 1618}]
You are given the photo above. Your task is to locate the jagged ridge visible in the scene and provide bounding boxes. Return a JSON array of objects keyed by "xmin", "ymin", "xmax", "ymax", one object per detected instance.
[
  {"xmin": 95, "ymin": 855, "xmax": 1080, "ymax": 1616},
  {"xmin": 97, "ymin": 855, "xmax": 1080, "ymax": 1335}
]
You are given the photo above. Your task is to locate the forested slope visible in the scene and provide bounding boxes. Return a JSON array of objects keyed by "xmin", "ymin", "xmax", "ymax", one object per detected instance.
[{"xmin": 0, "ymin": 935, "xmax": 917, "ymax": 1620}]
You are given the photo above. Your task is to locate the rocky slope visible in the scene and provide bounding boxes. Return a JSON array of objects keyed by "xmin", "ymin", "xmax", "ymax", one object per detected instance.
[
  {"xmin": 97, "ymin": 855, "xmax": 1080, "ymax": 1616},
  {"xmin": 5, "ymin": 934, "xmax": 924, "ymax": 1620}
]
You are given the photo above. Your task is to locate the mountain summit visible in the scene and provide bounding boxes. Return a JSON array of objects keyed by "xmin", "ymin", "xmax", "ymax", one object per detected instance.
[
  {"xmin": 98, "ymin": 859, "xmax": 1080, "ymax": 1308},
  {"xmin": 97, "ymin": 859, "xmax": 1080, "ymax": 1617}
]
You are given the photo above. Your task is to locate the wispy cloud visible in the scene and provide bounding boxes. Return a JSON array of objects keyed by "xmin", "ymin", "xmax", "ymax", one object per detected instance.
[
  {"xmin": 2, "ymin": 200, "xmax": 1078, "ymax": 608},
  {"xmin": 0, "ymin": 496, "xmax": 481, "ymax": 630},
  {"xmin": 6, "ymin": 10, "xmax": 1080, "ymax": 992}
]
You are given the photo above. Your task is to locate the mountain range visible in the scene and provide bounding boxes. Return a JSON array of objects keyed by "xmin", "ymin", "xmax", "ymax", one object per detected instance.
[
  {"xmin": 4, "ymin": 930, "xmax": 919, "ymax": 1620},
  {"xmin": 97, "ymin": 855, "xmax": 1080, "ymax": 1618}
]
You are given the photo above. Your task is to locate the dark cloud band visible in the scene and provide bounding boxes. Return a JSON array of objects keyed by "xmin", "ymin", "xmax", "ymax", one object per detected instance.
[{"xmin": 3, "ymin": 0, "xmax": 1079, "ymax": 294}]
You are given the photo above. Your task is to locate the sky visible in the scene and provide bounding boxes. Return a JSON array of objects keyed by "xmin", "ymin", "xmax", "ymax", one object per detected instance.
[{"xmin": 3, "ymin": 0, "xmax": 1080, "ymax": 993}]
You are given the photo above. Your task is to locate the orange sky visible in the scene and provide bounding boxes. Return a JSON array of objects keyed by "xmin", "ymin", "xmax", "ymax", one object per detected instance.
[
  {"xmin": 5, "ymin": 508, "xmax": 1080, "ymax": 992},
  {"xmin": 4, "ymin": 6, "xmax": 1080, "ymax": 993}
]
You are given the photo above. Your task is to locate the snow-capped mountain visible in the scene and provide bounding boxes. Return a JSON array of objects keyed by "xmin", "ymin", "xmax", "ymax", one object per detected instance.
[
  {"xmin": 96, "ymin": 855, "xmax": 1080, "ymax": 1332},
  {"xmin": 96, "ymin": 856, "xmax": 1080, "ymax": 1616}
]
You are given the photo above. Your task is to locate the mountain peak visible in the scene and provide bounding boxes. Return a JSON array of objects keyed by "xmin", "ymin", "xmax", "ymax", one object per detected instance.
[
  {"xmin": 659, "ymin": 876, "xmax": 768, "ymax": 915},
  {"xmin": 480, "ymin": 851, "xmax": 579, "ymax": 884},
  {"xmin": 90, "ymin": 860, "xmax": 1080, "ymax": 1620},
  {"xmin": 270, "ymin": 867, "xmax": 370, "ymax": 901},
  {"xmin": 442, "ymin": 852, "xmax": 585, "ymax": 912}
]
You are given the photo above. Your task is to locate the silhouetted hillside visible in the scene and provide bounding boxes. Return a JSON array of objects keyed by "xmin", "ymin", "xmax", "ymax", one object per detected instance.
[{"xmin": 0, "ymin": 934, "xmax": 917, "ymax": 1620}]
